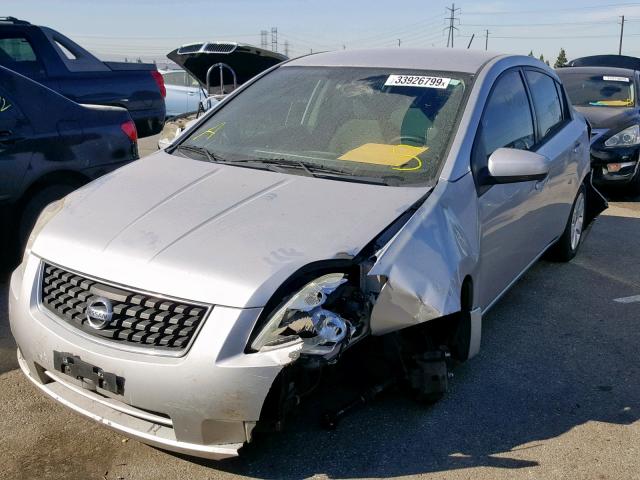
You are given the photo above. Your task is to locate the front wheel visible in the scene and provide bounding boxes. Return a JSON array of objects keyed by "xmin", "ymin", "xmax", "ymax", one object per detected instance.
[{"xmin": 547, "ymin": 185, "xmax": 586, "ymax": 262}]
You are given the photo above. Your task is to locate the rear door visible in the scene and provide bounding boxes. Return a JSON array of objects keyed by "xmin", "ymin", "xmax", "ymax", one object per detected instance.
[
  {"xmin": 523, "ymin": 69, "xmax": 584, "ymax": 241},
  {"xmin": 0, "ymin": 86, "xmax": 33, "ymax": 204},
  {"xmin": 473, "ymin": 69, "xmax": 550, "ymax": 310}
]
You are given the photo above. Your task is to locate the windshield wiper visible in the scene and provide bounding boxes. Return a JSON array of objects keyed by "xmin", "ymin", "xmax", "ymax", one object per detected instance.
[
  {"xmin": 218, "ymin": 157, "xmax": 346, "ymax": 175},
  {"xmin": 173, "ymin": 150, "xmax": 394, "ymax": 185},
  {"xmin": 174, "ymin": 144, "xmax": 218, "ymax": 163}
]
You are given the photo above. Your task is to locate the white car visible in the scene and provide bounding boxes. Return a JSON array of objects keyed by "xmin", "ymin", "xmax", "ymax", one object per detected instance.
[{"xmin": 159, "ymin": 69, "xmax": 203, "ymax": 117}]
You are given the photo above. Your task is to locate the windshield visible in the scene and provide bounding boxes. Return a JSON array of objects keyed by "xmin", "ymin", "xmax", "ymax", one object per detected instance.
[
  {"xmin": 177, "ymin": 66, "xmax": 470, "ymax": 186},
  {"xmin": 562, "ymin": 73, "xmax": 635, "ymax": 107}
]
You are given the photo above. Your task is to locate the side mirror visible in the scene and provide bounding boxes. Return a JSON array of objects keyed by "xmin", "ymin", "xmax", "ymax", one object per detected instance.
[{"xmin": 485, "ymin": 148, "xmax": 550, "ymax": 184}]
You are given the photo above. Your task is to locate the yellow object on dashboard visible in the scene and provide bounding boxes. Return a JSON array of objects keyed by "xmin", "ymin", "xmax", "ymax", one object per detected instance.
[
  {"xmin": 338, "ymin": 143, "xmax": 428, "ymax": 169},
  {"xmin": 589, "ymin": 99, "xmax": 633, "ymax": 107}
]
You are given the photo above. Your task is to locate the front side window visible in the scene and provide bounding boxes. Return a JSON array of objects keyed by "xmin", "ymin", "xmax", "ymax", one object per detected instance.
[
  {"xmin": 478, "ymin": 70, "xmax": 535, "ymax": 159},
  {"xmin": 561, "ymin": 73, "xmax": 635, "ymax": 108},
  {"xmin": 177, "ymin": 66, "xmax": 471, "ymax": 186},
  {"xmin": 526, "ymin": 70, "xmax": 564, "ymax": 139}
]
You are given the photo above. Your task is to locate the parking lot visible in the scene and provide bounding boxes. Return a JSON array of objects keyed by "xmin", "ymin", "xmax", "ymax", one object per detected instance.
[{"xmin": 0, "ymin": 136, "xmax": 637, "ymax": 480}]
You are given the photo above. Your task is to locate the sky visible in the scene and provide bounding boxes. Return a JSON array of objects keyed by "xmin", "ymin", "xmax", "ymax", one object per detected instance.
[{"xmin": 5, "ymin": 0, "xmax": 640, "ymax": 65}]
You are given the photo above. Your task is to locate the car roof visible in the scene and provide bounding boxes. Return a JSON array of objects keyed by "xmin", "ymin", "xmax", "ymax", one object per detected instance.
[
  {"xmin": 556, "ymin": 66, "xmax": 636, "ymax": 77},
  {"xmin": 285, "ymin": 48, "xmax": 503, "ymax": 74}
]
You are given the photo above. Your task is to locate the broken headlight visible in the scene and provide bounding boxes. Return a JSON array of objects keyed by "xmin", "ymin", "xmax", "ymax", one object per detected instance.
[{"xmin": 250, "ymin": 273, "xmax": 356, "ymax": 353}]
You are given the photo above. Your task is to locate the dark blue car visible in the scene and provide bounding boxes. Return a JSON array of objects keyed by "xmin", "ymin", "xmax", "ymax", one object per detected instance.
[
  {"xmin": 0, "ymin": 17, "xmax": 166, "ymax": 137},
  {"xmin": 0, "ymin": 65, "xmax": 138, "ymax": 264}
]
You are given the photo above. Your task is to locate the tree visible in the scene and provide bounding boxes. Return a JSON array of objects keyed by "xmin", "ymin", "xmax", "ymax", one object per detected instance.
[
  {"xmin": 528, "ymin": 50, "xmax": 535, "ymax": 57},
  {"xmin": 554, "ymin": 48, "xmax": 568, "ymax": 68},
  {"xmin": 539, "ymin": 53, "xmax": 545, "ymax": 62}
]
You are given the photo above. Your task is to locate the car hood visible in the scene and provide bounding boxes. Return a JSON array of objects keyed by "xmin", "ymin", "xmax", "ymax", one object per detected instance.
[
  {"xmin": 33, "ymin": 151, "xmax": 425, "ymax": 308},
  {"xmin": 574, "ymin": 106, "xmax": 639, "ymax": 130}
]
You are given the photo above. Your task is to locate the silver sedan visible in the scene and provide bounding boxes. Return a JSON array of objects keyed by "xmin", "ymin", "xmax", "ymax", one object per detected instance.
[{"xmin": 10, "ymin": 48, "xmax": 604, "ymax": 459}]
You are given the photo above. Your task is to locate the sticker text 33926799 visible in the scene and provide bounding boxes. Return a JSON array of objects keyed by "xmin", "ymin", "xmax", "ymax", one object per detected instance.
[{"xmin": 385, "ymin": 75, "xmax": 451, "ymax": 89}]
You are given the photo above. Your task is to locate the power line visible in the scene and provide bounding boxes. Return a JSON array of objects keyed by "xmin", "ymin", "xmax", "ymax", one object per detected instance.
[
  {"xmin": 459, "ymin": 33, "xmax": 640, "ymax": 39},
  {"xmin": 463, "ymin": 2, "xmax": 640, "ymax": 15},
  {"xmin": 461, "ymin": 20, "xmax": 620, "ymax": 27}
]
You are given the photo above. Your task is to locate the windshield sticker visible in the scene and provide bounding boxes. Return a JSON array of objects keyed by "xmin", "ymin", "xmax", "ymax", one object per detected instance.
[
  {"xmin": 385, "ymin": 75, "xmax": 451, "ymax": 89},
  {"xmin": 0, "ymin": 97, "xmax": 12, "ymax": 112},
  {"xmin": 603, "ymin": 76, "xmax": 630, "ymax": 83},
  {"xmin": 192, "ymin": 122, "xmax": 226, "ymax": 141},
  {"xmin": 339, "ymin": 143, "xmax": 427, "ymax": 170}
]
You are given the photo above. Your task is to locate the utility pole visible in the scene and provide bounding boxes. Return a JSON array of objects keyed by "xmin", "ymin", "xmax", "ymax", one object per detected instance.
[
  {"xmin": 445, "ymin": 3, "xmax": 460, "ymax": 48},
  {"xmin": 260, "ymin": 30, "xmax": 268, "ymax": 49},
  {"xmin": 398, "ymin": 38, "xmax": 401, "ymax": 47},
  {"xmin": 619, "ymin": 15, "xmax": 625, "ymax": 55},
  {"xmin": 467, "ymin": 33, "xmax": 475, "ymax": 49},
  {"xmin": 284, "ymin": 40, "xmax": 289, "ymax": 57},
  {"xmin": 271, "ymin": 27, "xmax": 278, "ymax": 52},
  {"xmin": 485, "ymin": 29, "xmax": 489, "ymax": 50}
]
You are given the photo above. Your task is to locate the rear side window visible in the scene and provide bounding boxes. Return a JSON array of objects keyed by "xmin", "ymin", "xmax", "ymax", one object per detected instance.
[
  {"xmin": 525, "ymin": 70, "xmax": 564, "ymax": 140},
  {"xmin": 0, "ymin": 36, "xmax": 37, "ymax": 62}
]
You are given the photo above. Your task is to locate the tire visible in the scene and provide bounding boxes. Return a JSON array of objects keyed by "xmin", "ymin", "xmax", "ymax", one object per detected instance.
[
  {"xmin": 17, "ymin": 185, "xmax": 76, "ymax": 253},
  {"xmin": 547, "ymin": 185, "xmax": 586, "ymax": 262}
]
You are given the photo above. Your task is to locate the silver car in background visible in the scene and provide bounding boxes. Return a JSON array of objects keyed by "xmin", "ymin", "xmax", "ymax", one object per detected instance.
[{"xmin": 10, "ymin": 48, "xmax": 603, "ymax": 459}]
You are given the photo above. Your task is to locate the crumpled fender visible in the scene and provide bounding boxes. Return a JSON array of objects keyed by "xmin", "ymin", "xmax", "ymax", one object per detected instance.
[{"xmin": 368, "ymin": 173, "xmax": 480, "ymax": 335}]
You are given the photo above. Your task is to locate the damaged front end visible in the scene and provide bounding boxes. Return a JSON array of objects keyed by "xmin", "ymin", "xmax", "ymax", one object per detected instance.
[{"xmin": 251, "ymin": 182, "xmax": 477, "ymax": 431}]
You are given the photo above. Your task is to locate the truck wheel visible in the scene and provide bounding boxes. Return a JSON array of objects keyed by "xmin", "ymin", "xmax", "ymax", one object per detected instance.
[
  {"xmin": 547, "ymin": 185, "xmax": 586, "ymax": 262},
  {"xmin": 18, "ymin": 185, "xmax": 75, "ymax": 253}
]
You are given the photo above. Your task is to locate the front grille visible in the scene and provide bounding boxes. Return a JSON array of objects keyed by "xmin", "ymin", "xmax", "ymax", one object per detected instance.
[
  {"xmin": 203, "ymin": 42, "xmax": 237, "ymax": 54},
  {"xmin": 177, "ymin": 43, "xmax": 204, "ymax": 55},
  {"xmin": 40, "ymin": 264, "xmax": 209, "ymax": 352}
]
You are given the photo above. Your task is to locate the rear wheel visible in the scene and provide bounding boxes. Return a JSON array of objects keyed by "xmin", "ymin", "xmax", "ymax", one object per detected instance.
[{"xmin": 547, "ymin": 185, "xmax": 585, "ymax": 262}]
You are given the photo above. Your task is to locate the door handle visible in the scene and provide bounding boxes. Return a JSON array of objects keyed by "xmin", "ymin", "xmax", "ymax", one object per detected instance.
[
  {"xmin": 187, "ymin": 91, "xmax": 197, "ymax": 96},
  {"xmin": 573, "ymin": 141, "xmax": 581, "ymax": 153}
]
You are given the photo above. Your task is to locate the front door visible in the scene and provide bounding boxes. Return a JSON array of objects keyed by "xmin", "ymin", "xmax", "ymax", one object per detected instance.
[{"xmin": 473, "ymin": 69, "xmax": 550, "ymax": 310}]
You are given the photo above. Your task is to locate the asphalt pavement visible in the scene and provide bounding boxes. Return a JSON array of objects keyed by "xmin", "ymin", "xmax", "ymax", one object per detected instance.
[{"xmin": 1, "ymin": 138, "xmax": 639, "ymax": 479}]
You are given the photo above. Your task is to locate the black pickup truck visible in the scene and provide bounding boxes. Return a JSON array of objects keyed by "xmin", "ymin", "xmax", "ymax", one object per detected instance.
[{"xmin": 0, "ymin": 17, "xmax": 165, "ymax": 137}]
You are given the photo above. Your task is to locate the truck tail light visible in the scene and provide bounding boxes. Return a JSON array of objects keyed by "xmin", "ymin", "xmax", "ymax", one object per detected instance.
[
  {"xmin": 151, "ymin": 70, "xmax": 166, "ymax": 98},
  {"xmin": 121, "ymin": 120, "xmax": 138, "ymax": 143}
]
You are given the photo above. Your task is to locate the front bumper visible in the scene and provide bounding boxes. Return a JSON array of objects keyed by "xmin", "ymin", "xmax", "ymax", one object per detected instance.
[
  {"xmin": 9, "ymin": 256, "xmax": 301, "ymax": 459},
  {"xmin": 591, "ymin": 146, "xmax": 640, "ymax": 185}
]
